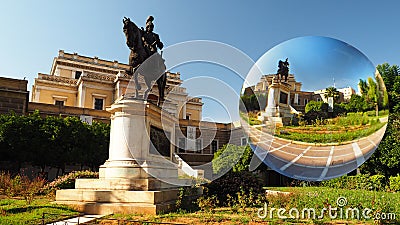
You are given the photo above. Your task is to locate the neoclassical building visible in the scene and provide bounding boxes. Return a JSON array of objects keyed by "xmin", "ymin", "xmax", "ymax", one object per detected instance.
[
  {"xmin": 245, "ymin": 74, "xmax": 352, "ymax": 113},
  {"xmin": 31, "ymin": 50, "xmax": 202, "ymax": 121},
  {"xmin": 29, "ymin": 51, "xmax": 246, "ymax": 177}
]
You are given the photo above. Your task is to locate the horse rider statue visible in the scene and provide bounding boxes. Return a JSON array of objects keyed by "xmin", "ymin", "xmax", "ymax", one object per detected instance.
[
  {"xmin": 276, "ymin": 58, "xmax": 289, "ymax": 82},
  {"xmin": 123, "ymin": 16, "xmax": 167, "ymax": 106}
]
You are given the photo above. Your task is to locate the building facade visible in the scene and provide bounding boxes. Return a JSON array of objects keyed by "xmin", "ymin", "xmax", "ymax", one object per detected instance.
[
  {"xmin": 245, "ymin": 74, "xmax": 353, "ymax": 113},
  {"xmin": 31, "ymin": 50, "xmax": 203, "ymax": 121},
  {"xmin": 29, "ymin": 51, "xmax": 246, "ymax": 175},
  {"xmin": 0, "ymin": 77, "xmax": 29, "ymax": 115},
  {"xmin": 337, "ymin": 86, "xmax": 356, "ymax": 102}
]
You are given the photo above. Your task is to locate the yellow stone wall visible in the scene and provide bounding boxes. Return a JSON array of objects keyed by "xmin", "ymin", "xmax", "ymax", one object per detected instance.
[
  {"xmin": 59, "ymin": 68, "xmax": 73, "ymax": 78},
  {"xmin": 84, "ymin": 87, "xmax": 113, "ymax": 109},
  {"xmin": 36, "ymin": 84, "xmax": 77, "ymax": 106},
  {"xmin": 186, "ymin": 107, "xmax": 201, "ymax": 121},
  {"xmin": 32, "ymin": 51, "xmax": 203, "ymax": 120}
]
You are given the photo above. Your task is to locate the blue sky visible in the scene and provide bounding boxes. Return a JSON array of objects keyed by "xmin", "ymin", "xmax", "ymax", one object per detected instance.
[
  {"xmin": 252, "ymin": 36, "xmax": 375, "ymax": 92},
  {"xmin": 1, "ymin": 1, "xmax": 399, "ymax": 122}
]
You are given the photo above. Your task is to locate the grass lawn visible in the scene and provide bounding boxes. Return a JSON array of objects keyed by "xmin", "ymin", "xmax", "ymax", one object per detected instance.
[
  {"xmin": 276, "ymin": 122, "xmax": 386, "ymax": 143},
  {"xmin": 1, "ymin": 187, "xmax": 398, "ymax": 224},
  {"xmin": 97, "ymin": 187, "xmax": 399, "ymax": 225},
  {"xmin": 242, "ymin": 110, "xmax": 388, "ymax": 144},
  {"xmin": 0, "ymin": 197, "xmax": 78, "ymax": 225}
]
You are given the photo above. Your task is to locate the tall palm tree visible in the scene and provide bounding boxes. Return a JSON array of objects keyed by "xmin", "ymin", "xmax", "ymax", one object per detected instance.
[{"xmin": 324, "ymin": 86, "xmax": 340, "ymax": 103}]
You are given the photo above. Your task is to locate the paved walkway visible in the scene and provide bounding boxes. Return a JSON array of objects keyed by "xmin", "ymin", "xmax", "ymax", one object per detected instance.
[
  {"xmin": 243, "ymin": 119, "xmax": 387, "ymax": 181},
  {"xmin": 46, "ymin": 214, "xmax": 105, "ymax": 225}
]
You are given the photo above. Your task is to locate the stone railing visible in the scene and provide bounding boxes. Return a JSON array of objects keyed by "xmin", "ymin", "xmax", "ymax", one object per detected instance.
[
  {"xmin": 39, "ymin": 74, "xmax": 77, "ymax": 85},
  {"xmin": 168, "ymin": 86, "xmax": 186, "ymax": 93},
  {"xmin": 173, "ymin": 153, "xmax": 204, "ymax": 178},
  {"xmin": 188, "ymin": 97, "xmax": 202, "ymax": 103},
  {"xmin": 167, "ymin": 73, "xmax": 181, "ymax": 80},
  {"xmin": 85, "ymin": 72, "xmax": 116, "ymax": 81}
]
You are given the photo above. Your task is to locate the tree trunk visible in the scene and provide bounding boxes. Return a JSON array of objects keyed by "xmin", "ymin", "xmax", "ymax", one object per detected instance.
[{"xmin": 375, "ymin": 103, "xmax": 379, "ymax": 117}]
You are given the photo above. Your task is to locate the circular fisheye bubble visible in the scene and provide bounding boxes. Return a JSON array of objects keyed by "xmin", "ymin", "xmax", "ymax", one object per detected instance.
[{"xmin": 241, "ymin": 36, "xmax": 388, "ymax": 181}]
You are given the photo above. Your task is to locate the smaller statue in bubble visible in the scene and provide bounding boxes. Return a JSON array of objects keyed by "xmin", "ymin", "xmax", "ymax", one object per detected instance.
[{"xmin": 276, "ymin": 58, "xmax": 289, "ymax": 82}]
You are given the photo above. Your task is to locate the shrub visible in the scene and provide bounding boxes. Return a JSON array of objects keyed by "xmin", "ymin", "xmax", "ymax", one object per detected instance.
[
  {"xmin": 303, "ymin": 110, "xmax": 328, "ymax": 124},
  {"xmin": 204, "ymin": 171, "xmax": 263, "ymax": 206},
  {"xmin": 321, "ymin": 174, "xmax": 386, "ymax": 191},
  {"xmin": 212, "ymin": 144, "xmax": 253, "ymax": 174},
  {"xmin": 0, "ymin": 172, "xmax": 45, "ymax": 204},
  {"xmin": 335, "ymin": 113, "xmax": 370, "ymax": 126},
  {"xmin": 42, "ymin": 170, "xmax": 98, "ymax": 194},
  {"xmin": 379, "ymin": 109, "xmax": 389, "ymax": 116},
  {"xmin": 197, "ymin": 195, "xmax": 219, "ymax": 212},
  {"xmin": 175, "ymin": 186, "xmax": 201, "ymax": 212},
  {"xmin": 0, "ymin": 171, "xmax": 12, "ymax": 195},
  {"xmin": 368, "ymin": 174, "xmax": 386, "ymax": 191},
  {"xmin": 20, "ymin": 176, "xmax": 46, "ymax": 204},
  {"xmin": 389, "ymin": 175, "xmax": 400, "ymax": 192},
  {"xmin": 365, "ymin": 110, "xmax": 376, "ymax": 117},
  {"xmin": 305, "ymin": 101, "xmax": 329, "ymax": 113}
]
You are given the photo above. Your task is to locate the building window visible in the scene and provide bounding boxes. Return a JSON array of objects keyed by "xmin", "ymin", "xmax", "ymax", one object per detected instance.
[
  {"xmin": 304, "ymin": 99, "xmax": 309, "ymax": 105},
  {"xmin": 94, "ymin": 98, "xmax": 104, "ymax": 110},
  {"xmin": 195, "ymin": 139, "xmax": 202, "ymax": 152},
  {"xmin": 178, "ymin": 138, "xmax": 186, "ymax": 152},
  {"xmin": 317, "ymin": 98, "xmax": 321, "ymax": 102},
  {"xmin": 55, "ymin": 100, "xmax": 64, "ymax": 106},
  {"xmin": 53, "ymin": 95, "xmax": 67, "ymax": 106},
  {"xmin": 241, "ymin": 137, "xmax": 248, "ymax": 146},
  {"xmin": 75, "ymin": 71, "xmax": 82, "ymax": 79},
  {"xmin": 211, "ymin": 140, "xmax": 218, "ymax": 153},
  {"xmin": 186, "ymin": 115, "xmax": 190, "ymax": 120}
]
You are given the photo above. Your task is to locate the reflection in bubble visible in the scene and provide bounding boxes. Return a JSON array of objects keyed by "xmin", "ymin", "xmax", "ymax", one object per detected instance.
[{"xmin": 241, "ymin": 36, "xmax": 388, "ymax": 181}]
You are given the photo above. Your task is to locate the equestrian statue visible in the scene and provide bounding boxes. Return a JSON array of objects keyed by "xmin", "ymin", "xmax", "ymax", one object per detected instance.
[
  {"xmin": 276, "ymin": 58, "xmax": 289, "ymax": 82},
  {"xmin": 123, "ymin": 16, "xmax": 167, "ymax": 106}
]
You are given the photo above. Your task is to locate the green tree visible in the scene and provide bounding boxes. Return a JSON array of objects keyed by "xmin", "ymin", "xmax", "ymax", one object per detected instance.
[
  {"xmin": 361, "ymin": 113, "xmax": 400, "ymax": 177},
  {"xmin": 240, "ymin": 93, "xmax": 267, "ymax": 112},
  {"xmin": 377, "ymin": 63, "xmax": 400, "ymax": 112},
  {"xmin": 358, "ymin": 79, "xmax": 369, "ymax": 97},
  {"xmin": 324, "ymin": 86, "xmax": 340, "ymax": 103},
  {"xmin": 358, "ymin": 76, "xmax": 387, "ymax": 116},
  {"xmin": 0, "ymin": 112, "xmax": 110, "ymax": 175},
  {"xmin": 305, "ymin": 101, "xmax": 328, "ymax": 113},
  {"xmin": 346, "ymin": 94, "xmax": 368, "ymax": 112},
  {"xmin": 86, "ymin": 121, "xmax": 110, "ymax": 170},
  {"xmin": 360, "ymin": 63, "xmax": 399, "ymax": 177},
  {"xmin": 375, "ymin": 72, "xmax": 389, "ymax": 109},
  {"xmin": 377, "ymin": 63, "xmax": 399, "ymax": 93},
  {"xmin": 212, "ymin": 144, "xmax": 253, "ymax": 174},
  {"xmin": 367, "ymin": 77, "xmax": 379, "ymax": 116}
]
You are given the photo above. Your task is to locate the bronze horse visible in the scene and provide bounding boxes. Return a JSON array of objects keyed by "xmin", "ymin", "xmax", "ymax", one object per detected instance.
[{"xmin": 123, "ymin": 17, "xmax": 167, "ymax": 105}]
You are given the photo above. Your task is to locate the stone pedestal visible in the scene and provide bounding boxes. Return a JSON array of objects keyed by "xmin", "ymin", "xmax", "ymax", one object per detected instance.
[
  {"xmin": 261, "ymin": 79, "xmax": 293, "ymax": 127},
  {"xmin": 55, "ymin": 98, "xmax": 193, "ymax": 215}
]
